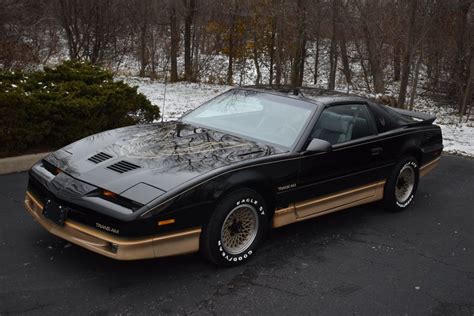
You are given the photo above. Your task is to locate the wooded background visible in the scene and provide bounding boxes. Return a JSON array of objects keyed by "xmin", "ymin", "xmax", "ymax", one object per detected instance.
[{"xmin": 1, "ymin": 0, "xmax": 473, "ymax": 117}]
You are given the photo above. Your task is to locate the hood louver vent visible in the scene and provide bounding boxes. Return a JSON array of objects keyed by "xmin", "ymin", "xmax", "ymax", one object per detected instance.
[
  {"xmin": 88, "ymin": 152, "xmax": 113, "ymax": 164},
  {"xmin": 106, "ymin": 160, "xmax": 141, "ymax": 173}
]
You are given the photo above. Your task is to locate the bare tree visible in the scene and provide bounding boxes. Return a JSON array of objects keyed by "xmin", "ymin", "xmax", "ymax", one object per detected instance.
[
  {"xmin": 169, "ymin": 1, "xmax": 179, "ymax": 82},
  {"xmin": 1, "ymin": 0, "xmax": 473, "ymax": 118},
  {"xmin": 398, "ymin": 0, "xmax": 418, "ymax": 108},
  {"xmin": 290, "ymin": 0, "xmax": 307, "ymax": 87},
  {"xmin": 327, "ymin": 0, "xmax": 339, "ymax": 90},
  {"xmin": 183, "ymin": 0, "xmax": 196, "ymax": 81}
]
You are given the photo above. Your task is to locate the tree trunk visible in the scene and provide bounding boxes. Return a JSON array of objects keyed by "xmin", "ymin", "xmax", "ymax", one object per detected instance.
[
  {"xmin": 314, "ymin": 40, "xmax": 320, "ymax": 85},
  {"xmin": 58, "ymin": 0, "xmax": 80, "ymax": 60},
  {"xmin": 398, "ymin": 0, "xmax": 418, "ymax": 108},
  {"xmin": 347, "ymin": 12, "xmax": 371, "ymax": 92},
  {"xmin": 363, "ymin": 24, "xmax": 384, "ymax": 93},
  {"xmin": 339, "ymin": 32, "xmax": 352, "ymax": 87},
  {"xmin": 184, "ymin": 0, "xmax": 195, "ymax": 81},
  {"xmin": 269, "ymin": 17, "xmax": 276, "ymax": 86},
  {"xmin": 313, "ymin": 0, "xmax": 321, "ymax": 85},
  {"xmin": 170, "ymin": 4, "xmax": 179, "ymax": 82},
  {"xmin": 460, "ymin": 51, "xmax": 474, "ymax": 120},
  {"xmin": 328, "ymin": 41, "xmax": 337, "ymax": 90},
  {"xmin": 252, "ymin": 30, "xmax": 261, "ymax": 85},
  {"xmin": 369, "ymin": 50, "xmax": 384, "ymax": 93},
  {"xmin": 275, "ymin": 29, "xmax": 283, "ymax": 86},
  {"xmin": 291, "ymin": 0, "xmax": 306, "ymax": 87},
  {"xmin": 139, "ymin": 20, "xmax": 148, "ymax": 77},
  {"xmin": 226, "ymin": 5, "xmax": 237, "ymax": 85},
  {"xmin": 328, "ymin": 0, "xmax": 338, "ymax": 90},
  {"xmin": 409, "ymin": 53, "xmax": 423, "ymax": 110},
  {"xmin": 453, "ymin": 1, "xmax": 471, "ymax": 111},
  {"xmin": 355, "ymin": 41, "xmax": 371, "ymax": 93},
  {"xmin": 226, "ymin": 36, "xmax": 234, "ymax": 85},
  {"xmin": 298, "ymin": 38, "xmax": 306, "ymax": 86},
  {"xmin": 394, "ymin": 42, "xmax": 401, "ymax": 81},
  {"xmin": 192, "ymin": 22, "xmax": 200, "ymax": 80}
]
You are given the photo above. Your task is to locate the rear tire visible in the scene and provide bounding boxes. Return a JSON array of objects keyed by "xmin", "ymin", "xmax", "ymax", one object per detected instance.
[
  {"xmin": 200, "ymin": 188, "xmax": 269, "ymax": 266},
  {"xmin": 383, "ymin": 156, "xmax": 419, "ymax": 212}
]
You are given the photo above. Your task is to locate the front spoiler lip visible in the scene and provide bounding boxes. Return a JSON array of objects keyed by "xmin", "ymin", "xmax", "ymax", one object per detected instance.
[{"xmin": 24, "ymin": 191, "xmax": 201, "ymax": 260}]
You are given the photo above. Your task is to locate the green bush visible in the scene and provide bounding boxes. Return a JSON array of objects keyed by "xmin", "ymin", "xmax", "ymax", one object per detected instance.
[{"xmin": 0, "ymin": 61, "xmax": 160, "ymax": 157}]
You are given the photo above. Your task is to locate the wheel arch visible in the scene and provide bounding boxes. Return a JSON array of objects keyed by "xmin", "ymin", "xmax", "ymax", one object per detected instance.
[
  {"xmin": 404, "ymin": 147, "xmax": 422, "ymax": 165},
  {"xmin": 398, "ymin": 136, "xmax": 423, "ymax": 166},
  {"xmin": 212, "ymin": 169, "xmax": 276, "ymax": 219}
]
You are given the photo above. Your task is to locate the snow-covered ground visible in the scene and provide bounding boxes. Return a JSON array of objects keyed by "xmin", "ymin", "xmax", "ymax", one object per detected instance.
[
  {"xmin": 120, "ymin": 77, "xmax": 232, "ymax": 121},
  {"xmin": 409, "ymin": 98, "xmax": 474, "ymax": 157},
  {"xmin": 120, "ymin": 76, "xmax": 474, "ymax": 157},
  {"xmin": 439, "ymin": 124, "xmax": 474, "ymax": 157}
]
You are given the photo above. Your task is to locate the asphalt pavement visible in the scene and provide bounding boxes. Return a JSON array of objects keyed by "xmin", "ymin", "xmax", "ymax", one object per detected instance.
[{"xmin": 0, "ymin": 154, "xmax": 473, "ymax": 315}]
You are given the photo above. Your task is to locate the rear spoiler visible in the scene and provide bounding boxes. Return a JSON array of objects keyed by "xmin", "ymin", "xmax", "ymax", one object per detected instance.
[{"xmin": 388, "ymin": 107, "xmax": 436, "ymax": 126}]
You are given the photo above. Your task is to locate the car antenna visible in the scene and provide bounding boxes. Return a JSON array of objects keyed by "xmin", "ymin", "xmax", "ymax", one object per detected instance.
[
  {"xmin": 162, "ymin": 69, "xmax": 168, "ymax": 122},
  {"xmin": 162, "ymin": 83, "xmax": 167, "ymax": 123}
]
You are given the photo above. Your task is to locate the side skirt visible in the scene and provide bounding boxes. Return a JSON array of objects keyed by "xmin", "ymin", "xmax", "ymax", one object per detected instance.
[
  {"xmin": 272, "ymin": 181, "xmax": 385, "ymax": 228},
  {"xmin": 420, "ymin": 157, "xmax": 440, "ymax": 177},
  {"xmin": 272, "ymin": 156, "xmax": 441, "ymax": 229}
]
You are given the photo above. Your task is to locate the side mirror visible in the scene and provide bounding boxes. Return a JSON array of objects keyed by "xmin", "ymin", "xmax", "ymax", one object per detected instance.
[{"xmin": 305, "ymin": 138, "xmax": 332, "ymax": 153}]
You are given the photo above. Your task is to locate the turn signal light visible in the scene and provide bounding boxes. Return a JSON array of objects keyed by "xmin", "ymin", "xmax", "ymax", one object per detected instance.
[
  {"xmin": 158, "ymin": 219, "xmax": 175, "ymax": 226},
  {"xmin": 102, "ymin": 190, "xmax": 116, "ymax": 198}
]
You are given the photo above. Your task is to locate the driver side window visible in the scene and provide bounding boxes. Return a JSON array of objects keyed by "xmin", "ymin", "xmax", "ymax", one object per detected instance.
[{"xmin": 311, "ymin": 104, "xmax": 375, "ymax": 145}]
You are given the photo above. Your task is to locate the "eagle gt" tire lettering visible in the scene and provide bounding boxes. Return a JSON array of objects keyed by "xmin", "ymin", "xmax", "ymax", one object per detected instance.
[{"xmin": 201, "ymin": 189, "xmax": 269, "ymax": 266}]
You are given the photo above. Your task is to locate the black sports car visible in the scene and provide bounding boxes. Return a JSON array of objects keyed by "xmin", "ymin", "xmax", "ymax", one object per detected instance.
[{"xmin": 25, "ymin": 88, "xmax": 443, "ymax": 266}]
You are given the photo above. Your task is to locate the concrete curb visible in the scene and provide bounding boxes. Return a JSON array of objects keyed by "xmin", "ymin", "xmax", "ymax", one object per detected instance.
[{"xmin": 0, "ymin": 152, "xmax": 50, "ymax": 175}]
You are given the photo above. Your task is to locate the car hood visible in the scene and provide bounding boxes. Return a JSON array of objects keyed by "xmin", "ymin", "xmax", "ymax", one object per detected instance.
[{"xmin": 45, "ymin": 121, "xmax": 281, "ymax": 198}]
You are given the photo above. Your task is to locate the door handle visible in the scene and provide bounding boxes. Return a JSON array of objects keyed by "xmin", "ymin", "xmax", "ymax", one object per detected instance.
[{"xmin": 371, "ymin": 147, "xmax": 383, "ymax": 156}]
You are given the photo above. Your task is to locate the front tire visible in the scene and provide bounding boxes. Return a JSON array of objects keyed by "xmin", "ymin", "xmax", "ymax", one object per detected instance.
[
  {"xmin": 383, "ymin": 156, "xmax": 420, "ymax": 212},
  {"xmin": 201, "ymin": 188, "xmax": 269, "ymax": 266}
]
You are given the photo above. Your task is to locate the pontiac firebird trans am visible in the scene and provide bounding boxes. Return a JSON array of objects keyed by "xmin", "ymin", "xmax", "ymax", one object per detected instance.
[{"xmin": 25, "ymin": 88, "xmax": 443, "ymax": 266}]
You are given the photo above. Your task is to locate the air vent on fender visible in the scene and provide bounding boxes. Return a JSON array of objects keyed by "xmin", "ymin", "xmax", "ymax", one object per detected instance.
[
  {"xmin": 88, "ymin": 152, "xmax": 113, "ymax": 164},
  {"xmin": 106, "ymin": 160, "xmax": 141, "ymax": 173}
]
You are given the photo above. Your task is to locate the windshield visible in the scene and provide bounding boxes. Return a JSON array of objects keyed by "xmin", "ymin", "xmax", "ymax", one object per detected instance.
[{"xmin": 182, "ymin": 89, "xmax": 315, "ymax": 149}]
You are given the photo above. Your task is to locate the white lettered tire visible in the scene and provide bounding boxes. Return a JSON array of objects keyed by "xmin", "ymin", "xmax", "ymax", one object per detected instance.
[
  {"xmin": 200, "ymin": 188, "xmax": 269, "ymax": 266},
  {"xmin": 383, "ymin": 156, "xmax": 420, "ymax": 212}
]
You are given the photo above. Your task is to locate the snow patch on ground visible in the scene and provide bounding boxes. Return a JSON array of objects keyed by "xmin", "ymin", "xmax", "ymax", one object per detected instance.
[
  {"xmin": 404, "ymin": 95, "xmax": 474, "ymax": 157},
  {"xmin": 439, "ymin": 123, "xmax": 474, "ymax": 157}
]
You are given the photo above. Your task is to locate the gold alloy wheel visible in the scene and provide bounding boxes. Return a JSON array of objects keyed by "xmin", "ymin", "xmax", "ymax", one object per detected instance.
[
  {"xmin": 220, "ymin": 204, "xmax": 259, "ymax": 255},
  {"xmin": 395, "ymin": 164, "xmax": 416, "ymax": 204}
]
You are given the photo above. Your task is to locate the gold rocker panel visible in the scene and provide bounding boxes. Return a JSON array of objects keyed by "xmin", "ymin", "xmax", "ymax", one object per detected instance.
[
  {"xmin": 420, "ymin": 157, "xmax": 440, "ymax": 177},
  {"xmin": 25, "ymin": 191, "xmax": 201, "ymax": 260},
  {"xmin": 273, "ymin": 156, "xmax": 440, "ymax": 228},
  {"xmin": 273, "ymin": 181, "xmax": 385, "ymax": 228}
]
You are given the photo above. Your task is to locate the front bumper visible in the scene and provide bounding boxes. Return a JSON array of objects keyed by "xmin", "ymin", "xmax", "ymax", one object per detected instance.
[{"xmin": 24, "ymin": 191, "xmax": 201, "ymax": 260}]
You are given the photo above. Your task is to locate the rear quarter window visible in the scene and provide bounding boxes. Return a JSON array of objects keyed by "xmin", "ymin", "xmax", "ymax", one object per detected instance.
[{"xmin": 369, "ymin": 103, "xmax": 401, "ymax": 133}]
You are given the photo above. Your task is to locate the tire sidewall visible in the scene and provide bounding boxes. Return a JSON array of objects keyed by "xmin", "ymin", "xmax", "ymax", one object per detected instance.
[
  {"xmin": 385, "ymin": 157, "xmax": 420, "ymax": 211},
  {"xmin": 205, "ymin": 189, "xmax": 269, "ymax": 266}
]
